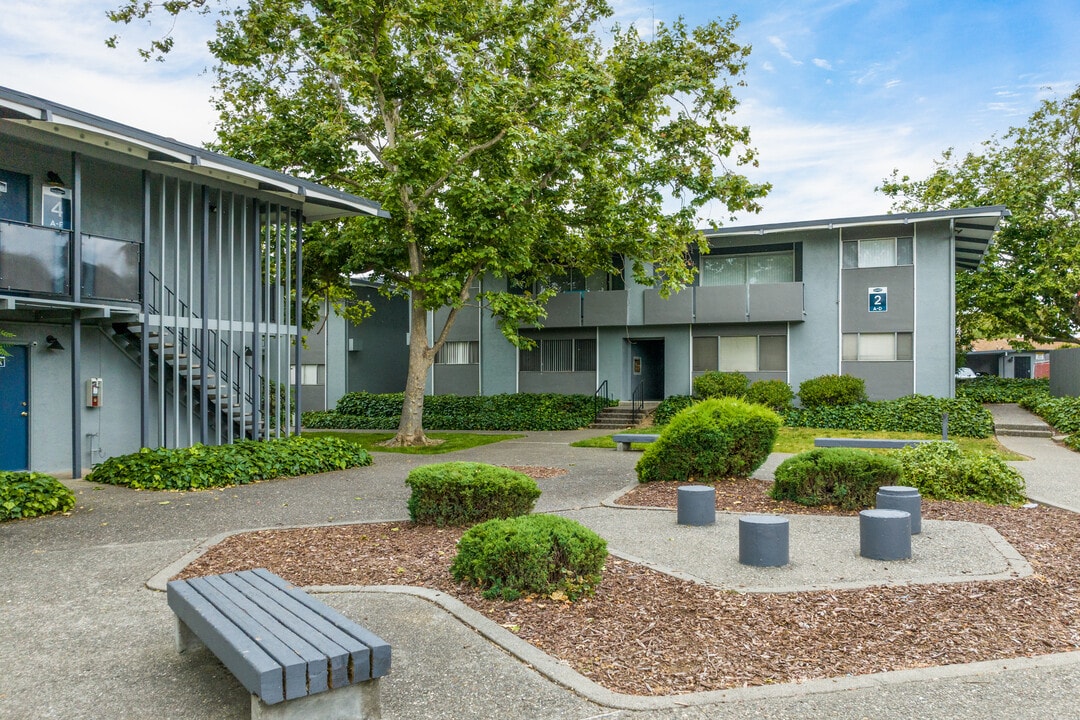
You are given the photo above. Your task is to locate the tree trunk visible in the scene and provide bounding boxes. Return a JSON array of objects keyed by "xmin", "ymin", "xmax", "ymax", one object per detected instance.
[{"xmin": 383, "ymin": 292, "xmax": 440, "ymax": 447}]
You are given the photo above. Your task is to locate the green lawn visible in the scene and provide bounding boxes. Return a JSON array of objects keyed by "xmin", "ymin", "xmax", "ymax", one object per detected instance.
[
  {"xmin": 572, "ymin": 426, "xmax": 1026, "ymax": 459},
  {"xmin": 303, "ymin": 430, "xmax": 524, "ymax": 454}
]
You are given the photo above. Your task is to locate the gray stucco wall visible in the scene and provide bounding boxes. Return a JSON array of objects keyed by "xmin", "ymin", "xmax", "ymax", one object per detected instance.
[
  {"xmin": 1050, "ymin": 348, "xmax": 1080, "ymax": 397},
  {"xmin": 913, "ymin": 220, "xmax": 956, "ymax": 397},
  {"xmin": 788, "ymin": 229, "xmax": 842, "ymax": 390}
]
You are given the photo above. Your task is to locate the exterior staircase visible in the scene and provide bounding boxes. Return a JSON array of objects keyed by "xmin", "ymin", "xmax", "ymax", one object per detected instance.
[
  {"xmin": 590, "ymin": 401, "xmax": 660, "ymax": 430},
  {"xmin": 989, "ymin": 403, "xmax": 1055, "ymax": 438}
]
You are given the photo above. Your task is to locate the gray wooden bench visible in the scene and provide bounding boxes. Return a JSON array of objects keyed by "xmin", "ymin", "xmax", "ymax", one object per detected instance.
[
  {"xmin": 167, "ymin": 568, "xmax": 391, "ymax": 720},
  {"xmin": 611, "ymin": 433, "xmax": 660, "ymax": 451},
  {"xmin": 814, "ymin": 438, "xmax": 934, "ymax": 449}
]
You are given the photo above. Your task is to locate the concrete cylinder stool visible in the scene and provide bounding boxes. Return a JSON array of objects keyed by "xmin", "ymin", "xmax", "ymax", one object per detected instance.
[
  {"xmin": 859, "ymin": 509, "xmax": 912, "ymax": 560},
  {"xmin": 738, "ymin": 515, "xmax": 790, "ymax": 567},
  {"xmin": 876, "ymin": 485, "xmax": 922, "ymax": 534},
  {"xmin": 677, "ymin": 485, "xmax": 716, "ymax": 526}
]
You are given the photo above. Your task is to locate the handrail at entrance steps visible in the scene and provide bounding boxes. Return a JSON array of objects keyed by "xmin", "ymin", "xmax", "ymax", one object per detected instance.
[
  {"xmin": 593, "ymin": 380, "xmax": 609, "ymax": 419},
  {"xmin": 631, "ymin": 380, "xmax": 645, "ymax": 424}
]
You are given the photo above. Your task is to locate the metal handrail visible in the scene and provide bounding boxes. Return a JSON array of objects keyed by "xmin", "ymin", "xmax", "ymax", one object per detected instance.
[
  {"xmin": 593, "ymin": 379, "xmax": 609, "ymax": 418},
  {"xmin": 631, "ymin": 380, "xmax": 645, "ymax": 424}
]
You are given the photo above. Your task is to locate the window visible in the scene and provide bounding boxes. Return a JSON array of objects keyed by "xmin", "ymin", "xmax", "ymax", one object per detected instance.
[
  {"xmin": 842, "ymin": 237, "xmax": 913, "ymax": 269},
  {"xmin": 693, "ymin": 335, "xmax": 787, "ymax": 372},
  {"xmin": 290, "ymin": 364, "xmax": 322, "ymax": 385},
  {"xmin": 842, "ymin": 333, "xmax": 913, "ymax": 361},
  {"xmin": 435, "ymin": 340, "xmax": 479, "ymax": 364},
  {"xmin": 519, "ymin": 338, "xmax": 596, "ymax": 372},
  {"xmin": 701, "ymin": 250, "xmax": 794, "ymax": 286}
]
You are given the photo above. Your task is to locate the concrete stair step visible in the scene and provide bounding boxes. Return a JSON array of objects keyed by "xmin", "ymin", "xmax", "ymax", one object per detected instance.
[{"xmin": 996, "ymin": 428, "xmax": 1054, "ymax": 438}]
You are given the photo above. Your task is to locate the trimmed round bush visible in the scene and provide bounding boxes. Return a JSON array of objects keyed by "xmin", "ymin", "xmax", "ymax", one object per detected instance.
[
  {"xmin": 450, "ymin": 514, "xmax": 607, "ymax": 601},
  {"xmin": 769, "ymin": 448, "xmax": 901, "ymax": 510},
  {"xmin": 0, "ymin": 471, "xmax": 76, "ymax": 521},
  {"xmin": 693, "ymin": 371, "xmax": 749, "ymax": 399},
  {"xmin": 652, "ymin": 395, "xmax": 694, "ymax": 426},
  {"xmin": 406, "ymin": 462, "xmax": 540, "ymax": 526},
  {"xmin": 894, "ymin": 441, "xmax": 1027, "ymax": 506},
  {"xmin": 635, "ymin": 398, "xmax": 781, "ymax": 483},
  {"xmin": 745, "ymin": 379, "xmax": 795, "ymax": 413},
  {"xmin": 797, "ymin": 374, "xmax": 867, "ymax": 408}
]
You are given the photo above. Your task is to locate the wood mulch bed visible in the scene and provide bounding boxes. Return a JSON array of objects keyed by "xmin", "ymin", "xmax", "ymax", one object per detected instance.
[{"xmin": 175, "ymin": 472, "xmax": 1080, "ymax": 696}]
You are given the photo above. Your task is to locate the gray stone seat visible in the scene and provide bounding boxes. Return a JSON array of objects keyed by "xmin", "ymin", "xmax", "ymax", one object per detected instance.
[
  {"xmin": 168, "ymin": 568, "xmax": 390, "ymax": 719},
  {"xmin": 611, "ymin": 433, "xmax": 660, "ymax": 450},
  {"xmin": 814, "ymin": 437, "xmax": 933, "ymax": 449}
]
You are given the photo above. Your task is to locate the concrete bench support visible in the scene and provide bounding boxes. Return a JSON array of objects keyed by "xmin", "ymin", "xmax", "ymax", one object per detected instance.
[
  {"xmin": 612, "ymin": 433, "xmax": 660, "ymax": 451},
  {"xmin": 876, "ymin": 485, "xmax": 922, "ymax": 534},
  {"xmin": 738, "ymin": 515, "xmax": 790, "ymax": 567},
  {"xmin": 168, "ymin": 568, "xmax": 390, "ymax": 719},
  {"xmin": 859, "ymin": 509, "xmax": 912, "ymax": 560},
  {"xmin": 677, "ymin": 485, "xmax": 715, "ymax": 526}
]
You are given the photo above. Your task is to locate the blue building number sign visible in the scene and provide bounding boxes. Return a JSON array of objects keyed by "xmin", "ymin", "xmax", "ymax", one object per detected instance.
[{"xmin": 868, "ymin": 286, "xmax": 887, "ymax": 313}]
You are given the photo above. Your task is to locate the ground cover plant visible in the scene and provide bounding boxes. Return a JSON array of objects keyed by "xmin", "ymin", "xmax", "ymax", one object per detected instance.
[
  {"xmin": 1020, "ymin": 395, "xmax": 1080, "ymax": 435},
  {"xmin": 636, "ymin": 398, "xmax": 780, "ymax": 482},
  {"xmin": 893, "ymin": 441, "xmax": 1027, "ymax": 505},
  {"xmin": 405, "ymin": 462, "xmax": 540, "ymax": 526},
  {"xmin": 0, "ymin": 471, "xmax": 75, "ymax": 520},
  {"xmin": 784, "ymin": 394, "xmax": 994, "ymax": 438},
  {"xmin": 956, "ymin": 376, "xmax": 1050, "ymax": 404},
  {"xmin": 86, "ymin": 436, "xmax": 372, "ymax": 490},
  {"xmin": 304, "ymin": 430, "xmax": 523, "ymax": 454},
  {"xmin": 769, "ymin": 448, "xmax": 902, "ymax": 509}
]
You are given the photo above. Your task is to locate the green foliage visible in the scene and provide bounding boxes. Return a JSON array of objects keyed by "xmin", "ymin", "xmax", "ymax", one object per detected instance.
[
  {"xmin": 636, "ymin": 398, "xmax": 780, "ymax": 483},
  {"xmin": 784, "ymin": 395, "xmax": 994, "ymax": 438},
  {"xmin": 797, "ymin": 375, "xmax": 868, "ymax": 408},
  {"xmin": 769, "ymin": 449, "xmax": 902, "ymax": 510},
  {"xmin": 1064, "ymin": 434, "xmax": 1080, "ymax": 453},
  {"xmin": 745, "ymin": 379, "xmax": 795, "ymax": 413},
  {"xmin": 109, "ymin": 0, "xmax": 770, "ymax": 445},
  {"xmin": 405, "ymin": 462, "xmax": 540, "ymax": 526},
  {"xmin": 450, "ymin": 514, "xmax": 607, "ymax": 601},
  {"xmin": 956, "ymin": 376, "xmax": 1050, "ymax": 404},
  {"xmin": 693, "ymin": 371, "xmax": 749, "ymax": 399},
  {"xmin": 0, "ymin": 472, "xmax": 76, "ymax": 521},
  {"xmin": 1020, "ymin": 395, "xmax": 1080, "ymax": 434},
  {"xmin": 306, "ymin": 392, "xmax": 608, "ymax": 431},
  {"xmin": 880, "ymin": 86, "xmax": 1080, "ymax": 345},
  {"xmin": 86, "ymin": 436, "xmax": 372, "ymax": 490},
  {"xmin": 652, "ymin": 395, "xmax": 695, "ymax": 426},
  {"xmin": 893, "ymin": 441, "xmax": 1027, "ymax": 506}
]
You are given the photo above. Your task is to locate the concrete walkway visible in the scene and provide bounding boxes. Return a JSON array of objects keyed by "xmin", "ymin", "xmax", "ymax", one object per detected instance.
[{"xmin": 2, "ymin": 423, "xmax": 1079, "ymax": 719}]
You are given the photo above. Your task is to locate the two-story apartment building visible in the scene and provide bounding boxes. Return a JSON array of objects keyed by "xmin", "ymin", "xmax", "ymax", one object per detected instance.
[
  {"xmin": 0, "ymin": 86, "xmax": 385, "ymax": 475},
  {"xmin": 315, "ymin": 207, "xmax": 1006, "ymax": 409}
]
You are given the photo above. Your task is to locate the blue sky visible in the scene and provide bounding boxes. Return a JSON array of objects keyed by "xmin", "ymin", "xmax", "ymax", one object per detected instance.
[{"xmin": 2, "ymin": 0, "xmax": 1079, "ymax": 225}]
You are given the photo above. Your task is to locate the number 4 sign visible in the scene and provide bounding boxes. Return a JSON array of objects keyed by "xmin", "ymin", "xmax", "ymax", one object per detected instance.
[
  {"xmin": 868, "ymin": 287, "xmax": 888, "ymax": 313},
  {"xmin": 41, "ymin": 185, "xmax": 71, "ymax": 230}
]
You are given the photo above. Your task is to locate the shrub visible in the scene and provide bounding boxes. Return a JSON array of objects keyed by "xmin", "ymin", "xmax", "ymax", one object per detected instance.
[
  {"xmin": 693, "ymin": 371, "xmax": 749, "ymax": 400},
  {"xmin": 1020, "ymin": 395, "xmax": 1080, "ymax": 434},
  {"xmin": 636, "ymin": 398, "xmax": 781, "ymax": 483},
  {"xmin": 784, "ymin": 395, "xmax": 994, "ymax": 438},
  {"xmin": 769, "ymin": 448, "xmax": 901, "ymax": 510},
  {"xmin": 797, "ymin": 374, "xmax": 867, "ymax": 408},
  {"xmin": 405, "ymin": 462, "xmax": 540, "ymax": 526},
  {"xmin": 450, "ymin": 514, "xmax": 607, "ymax": 601},
  {"xmin": 893, "ymin": 441, "xmax": 1027, "ymax": 505},
  {"xmin": 0, "ymin": 472, "xmax": 76, "ymax": 521},
  {"xmin": 652, "ymin": 395, "xmax": 694, "ymax": 426},
  {"xmin": 745, "ymin": 379, "xmax": 795, "ymax": 413},
  {"xmin": 956, "ymin": 376, "xmax": 1050, "ymax": 404},
  {"xmin": 1065, "ymin": 434, "xmax": 1080, "ymax": 453},
  {"xmin": 86, "ymin": 436, "xmax": 372, "ymax": 490},
  {"xmin": 318, "ymin": 392, "xmax": 610, "ymax": 431}
]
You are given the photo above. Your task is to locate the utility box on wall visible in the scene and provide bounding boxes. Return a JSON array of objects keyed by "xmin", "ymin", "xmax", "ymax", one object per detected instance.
[{"xmin": 85, "ymin": 378, "xmax": 103, "ymax": 408}]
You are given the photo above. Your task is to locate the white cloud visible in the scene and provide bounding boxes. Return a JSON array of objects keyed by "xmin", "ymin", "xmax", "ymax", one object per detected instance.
[
  {"xmin": 812, "ymin": 58, "xmax": 833, "ymax": 70},
  {"xmin": 768, "ymin": 36, "xmax": 803, "ymax": 66}
]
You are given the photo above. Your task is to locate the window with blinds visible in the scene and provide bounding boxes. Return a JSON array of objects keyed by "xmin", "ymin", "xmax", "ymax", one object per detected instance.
[
  {"xmin": 435, "ymin": 340, "xmax": 479, "ymax": 364},
  {"xmin": 842, "ymin": 237, "xmax": 913, "ymax": 269},
  {"xmin": 842, "ymin": 332, "xmax": 913, "ymax": 361},
  {"xmin": 701, "ymin": 250, "xmax": 794, "ymax": 286},
  {"xmin": 693, "ymin": 335, "xmax": 787, "ymax": 372},
  {"xmin": 519, "ymin": 338, "xmax": 596, "ymax": 372}
]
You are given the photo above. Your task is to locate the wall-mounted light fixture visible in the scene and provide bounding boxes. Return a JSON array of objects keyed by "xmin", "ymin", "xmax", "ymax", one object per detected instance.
[{"xmin": 45, "ymin": 335, "xmax": 64, "ymax": 351}]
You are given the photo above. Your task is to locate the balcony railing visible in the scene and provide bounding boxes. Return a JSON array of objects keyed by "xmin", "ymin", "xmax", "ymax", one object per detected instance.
[{"xmin": 0, "ymin": 219, "xmax": 140, "ymax": 303}]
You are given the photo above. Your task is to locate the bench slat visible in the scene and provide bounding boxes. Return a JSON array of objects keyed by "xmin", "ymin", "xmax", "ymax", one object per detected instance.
[
  {"xmin": 254, "ymin": 569, "xmax": 392, "ymax": 679},
  {"xmin": 202, "ymin": 574, "xmax": 331, "ymax": 695},
  {"xmin": 222, "ymin": 571, "xmax": 353, "ymax": 689},
  {"xmin": 167, "ymin": 580, "xmax": 286, "ymax": 705},
  {"xmin": 814, "ymin": 438, "xmax": 932, "ymax": 449},
  {"xmin": 185, "ymin": 576, "xmax": 310, "ymax": 701}
]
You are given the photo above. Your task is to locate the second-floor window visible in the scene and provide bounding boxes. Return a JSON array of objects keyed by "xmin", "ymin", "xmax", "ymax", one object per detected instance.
[
  {"xmin": 842, "ymin": 237, "xmax": 913, "ymax": 269},
  {"xmin": 436, "ymin": 340, "xmax": 480, "ymax": 364},
  {"xmin": 700, "ymin": 250, "xmax": 795, "ymax": 286}
]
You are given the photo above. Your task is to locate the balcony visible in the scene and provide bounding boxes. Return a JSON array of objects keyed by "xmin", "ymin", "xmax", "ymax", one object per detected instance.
[
  {"xmin": 0, "ymin": 220, "xmax": 140, "ymax": 304},
  {"xmin": 642, "ymin": 282, "xmax": 806, "ymax": 325}
]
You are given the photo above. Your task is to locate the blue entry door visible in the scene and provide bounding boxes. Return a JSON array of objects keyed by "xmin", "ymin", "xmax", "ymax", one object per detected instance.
[{"xmin": 0, "ymin": 345, "xmax": 30, "ymax": 470}]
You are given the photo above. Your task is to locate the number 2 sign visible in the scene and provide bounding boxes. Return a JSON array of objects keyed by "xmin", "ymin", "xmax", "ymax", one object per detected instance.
[{"xmin": 868, "ymin": 287, "xmax": 887, "ymax": 313}]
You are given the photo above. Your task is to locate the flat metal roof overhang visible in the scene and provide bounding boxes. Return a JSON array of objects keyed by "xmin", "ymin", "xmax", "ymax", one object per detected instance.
[
  {"xmin": 0, "ymin": 86, "xmax": 389, "ymax": 223},
  {"xmin": 702, "ymin": 206, "xmax": 1010, "ymax": 271}
]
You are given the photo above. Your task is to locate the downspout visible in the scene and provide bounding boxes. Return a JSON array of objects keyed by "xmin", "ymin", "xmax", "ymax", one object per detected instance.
[
  {"xmin": 140, "ymin": 171, "xmax": 150, "ymax": 448},
  {"xmin": 70, "ymin": 152, "xmax": 82, "ymax": 478}
]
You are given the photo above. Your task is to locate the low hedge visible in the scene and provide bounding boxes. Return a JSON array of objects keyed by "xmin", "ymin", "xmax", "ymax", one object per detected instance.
[
  {"xmin": 306, "ymin": 392, "xmax": 610, "ymax": 431},
  {"xmin": 893, "ymin": 441, "xmax": 1027, "ymax": 506},
  {"xmin": 86, "ymin": 436, "xmax": 372, "ymax": 490},
  {"xmin": 956, "ymin": 376, "xmax": 1050, "ymax": 404},
  {"xmin": 1020, "ymin": 395, "xmax": 1080, "ymax": 435},
  {"xmin": 784, "ymin": 395, "xmax": 994, "ymax": 438},
  {"xmin": 405, "ymin": 462, "xmax": 540, "ymax": 526},
  {"xmin": 797, "ymin": 375, "xmax": 868, "ymax": 408},
  {"xmin": 1, "ymin": 471, "xmax": 76, "ymax": 521},
  {"xmin": 745, "ymin": 379, "xmax": 795, "ymax": 413},
  {"xmin": 450, "ymin": 514, "xmax": 607, "ymax": 601},
  {"xmin": 636, "ymin": 398, "xmax": 781, "ymax": 483},
  {"xmin": 693, "ymin": 371, "xmax": 749, "ymax": 399},
  {"xmin": 769, "ymin": 448, "xmax": 902, "ymax": 510}
]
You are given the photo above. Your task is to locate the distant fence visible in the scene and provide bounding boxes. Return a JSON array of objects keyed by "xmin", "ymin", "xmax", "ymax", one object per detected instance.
[{"xmin": 1049, "ymin": 348, "xmax": 1080, "ymax": 397}]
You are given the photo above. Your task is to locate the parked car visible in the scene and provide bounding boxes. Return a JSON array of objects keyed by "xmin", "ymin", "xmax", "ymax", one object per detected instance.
[{"xmin": 955, "ymin": 367, "xmax": 979, "ymax": 380}]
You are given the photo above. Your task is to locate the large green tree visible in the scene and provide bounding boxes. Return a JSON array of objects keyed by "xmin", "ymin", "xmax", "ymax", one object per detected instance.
[
  {"xmin": 879, "ymin": 86, "xmax": 1080, "ymax": 350},
  {"xmin": 110, "ymin": 0, "xmax": 769, "ymax": 445}
]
